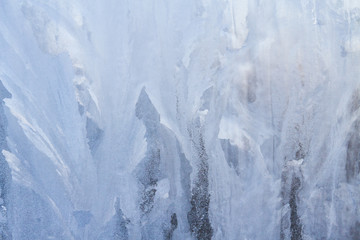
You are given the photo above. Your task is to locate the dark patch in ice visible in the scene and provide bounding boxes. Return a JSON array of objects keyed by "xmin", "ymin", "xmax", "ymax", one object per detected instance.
[
  {"xmin": 86, "ymin": 117, "xmax": 103, "ymax": 155},
  {"xmin": 113, "ymin": 198, "xmax": 129, "ymax": 240},
  {"xmin": 135, "ymin": 88, "xmax": 160, "ymax": 135},
  {"xmin": 135, "ymin": 88, "xmax": 162, "ymax": 216},
  {"xmin": 78, "ymin": 103, "xmax": 85, "ymax": 116},
  {"xmin": 349, "ymin": 89, "xmax": 360, "ymax": 113},
  {"xmin": 73, "ymin": 210, "xmax": 92, "ymax": 228},
  {"xmin": 179, "ymin": 143, "xmax": 192, "ymax": 206},
  {"xmin": 220, "ymin": 138, "xmax": 253, "ymax": 177},
  {"xmin": 280, "ymin": 157, "xmax": 303, "ymax": 240},
  {"xmin": 163, "ymin": 213, "xmax": 178, "ymax": 240},
  {"xmin": 140, "ymin": 187, "xmax": 157, "ymax": 215},
  {"xmin": 289, "ymin": 176, "xmax": 302, "ymax": 240},
  {"xmin": 247, "ymin": 74, "xmax": 257, "ymax": 103},
  {"xmin": 199, "ymin": 87, "xmax": 213, "ymax": 111},
  {"xmin": 220, "ymin": 139, "xmax": 239, "ymax": 173},
  {"xmin": 346, "ymin": 120, "xmax": 360, "ymax": 182},
  {"xmin": 295, "ymin": 143, "xmax": 306, "ymax": 160},
  {"xmin": 136, "ymin": 149, "xmax": 161, "ymax": 189},
  {"xmin": 188, "ymin": 133, "xmax": 213, "ymax": 240},
  {"xmin": 341, "ymin": 46, "xmax": 347, "ymax": 57},
  {"xmin": 135, "ymin": 147, "xmax": 161, "ymax": 216}
]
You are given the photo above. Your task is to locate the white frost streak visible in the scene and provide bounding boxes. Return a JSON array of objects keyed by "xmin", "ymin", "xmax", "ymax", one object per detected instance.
[{"xmin": 9, "ymin": 108, "xmax": 71, "ymax": 186}]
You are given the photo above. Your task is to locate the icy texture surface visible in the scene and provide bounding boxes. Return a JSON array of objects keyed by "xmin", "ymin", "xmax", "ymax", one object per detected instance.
[{"xmin": 0, "ymin": 0, "xmax": 360, "ymax": 239}]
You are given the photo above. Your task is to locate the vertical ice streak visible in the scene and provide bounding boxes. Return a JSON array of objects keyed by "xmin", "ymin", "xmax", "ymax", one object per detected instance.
[
  {"xmin": 187, "ymin": 131, "xmax": 213, "ymax": 240},
  {"xmin": 0, "ymin": 81, "xmax": 12, "ymax": 240}
]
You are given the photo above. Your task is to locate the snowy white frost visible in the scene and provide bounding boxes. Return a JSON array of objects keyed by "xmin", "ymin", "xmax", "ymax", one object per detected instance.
[{"xmin": 0, "ymin": 0, "xmax": 359, "ymax": 239}]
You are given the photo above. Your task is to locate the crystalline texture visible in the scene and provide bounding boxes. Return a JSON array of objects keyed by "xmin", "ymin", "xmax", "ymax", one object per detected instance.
[{"xmin": 0, "ymin": 0, "xmax": 359, "ymax": 239}]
